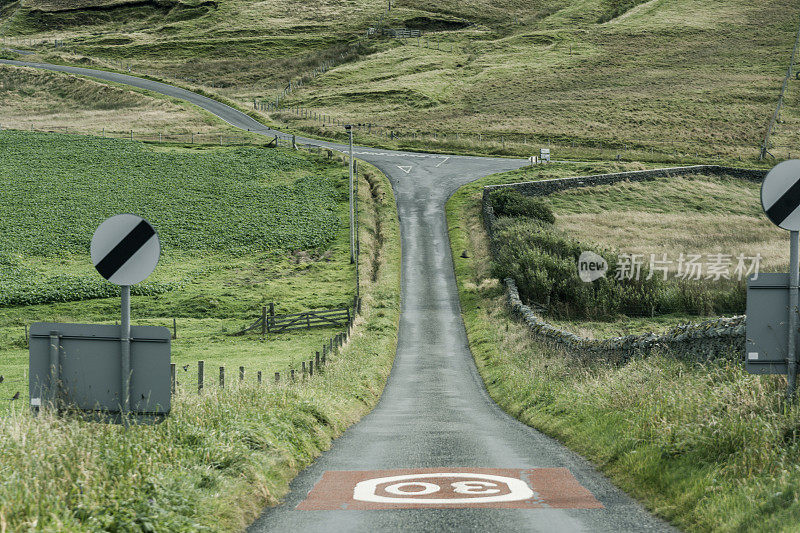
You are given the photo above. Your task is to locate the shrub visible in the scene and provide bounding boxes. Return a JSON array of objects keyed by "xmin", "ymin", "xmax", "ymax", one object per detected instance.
[
  {"xmin": 490, "ymin": 189, "xmax": 555, "ymax": 224},
  {"xmin": 491, "ymin": 217, "xmax": 668, "ymax": 319}
]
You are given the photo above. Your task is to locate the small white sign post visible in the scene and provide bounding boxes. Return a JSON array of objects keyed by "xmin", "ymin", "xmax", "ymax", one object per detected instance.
[
  {"xmin": 539, "ymin": 148, "xmax": 550, "ymax": 163},
  {"xmin": 761, "ymin": 160, "xmax": 800, "ymax": 399},
  {"xmin": 90, "ymin": 214, "xmax": 161, "ymax": 416}
]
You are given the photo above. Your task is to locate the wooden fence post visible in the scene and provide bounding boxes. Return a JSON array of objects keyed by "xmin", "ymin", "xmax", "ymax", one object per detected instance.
[
  {"xmin": 219, "ymin": 366, "xmax": 225, "ymax": 388},
  {"xmin": 261, "ymin": 306, "xmax": 267, "ymax": 336},
  {"xmin": 316, "ymin": 351, "xmax": 321, "ymax": 369},
  {"xmin": 290, "ymin": 369, "xmax": 296, "ymax": 381},
  {"xmin": 275, "ymin": 371, "xmax": 280, "ymax": 383},
  {"xmin": 239, "ymin": 366, "xmax": 245, "ymax": 383},
  {"xmin": 170, "ymin": 363, "xmax": 176, "ymax": 394},
  {"xmin": 302, "ymin": 361, "xmax": 307, "ymax": 377},
  {"xmin": 173, "ymin": 318, "xmax": 177, "ymax": 339},
  {"xmin": 269, "ymin": 303, "xmax": 275, "ymax": 332},
  {"xmin": 257, "ymin": 371, "xmax": 262, "ymax": 384},
  {"xmin": 322, "ymin": 345, "xmax": 327, "ymax": 364},
  {"xmin": 198, "ymin": 360, "xmax": 204, "ymax": 394},
  {"xmin": 309, "ymin": 359, "xmax": 314, "ymax": 377}
]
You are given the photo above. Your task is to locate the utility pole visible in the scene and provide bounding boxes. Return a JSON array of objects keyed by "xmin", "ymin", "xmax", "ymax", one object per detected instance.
[{"xmin": 346, "ymin": 125, "xmax": 355, "ymax": 264}]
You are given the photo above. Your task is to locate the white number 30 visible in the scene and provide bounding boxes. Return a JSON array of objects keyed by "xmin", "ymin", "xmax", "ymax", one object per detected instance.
[{"xmin": 451, "ymin": 481, "xmax": 501, "ymax": 495}]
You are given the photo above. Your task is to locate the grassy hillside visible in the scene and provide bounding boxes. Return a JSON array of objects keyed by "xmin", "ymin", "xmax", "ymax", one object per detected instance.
[
  {"xmin": 447, "ymin": 164, "xmax": 800, "ymax": 532},
  {"xmin": 3, "ymin": 0, "xmax": 796, "ymax": 163},
  {"xmin": 0, "ymin": 0, "xmax": 795, "ymax": 162},
  {"xmin": 0, "ymin": 64, "xmax": 242, "ymax": 135}
]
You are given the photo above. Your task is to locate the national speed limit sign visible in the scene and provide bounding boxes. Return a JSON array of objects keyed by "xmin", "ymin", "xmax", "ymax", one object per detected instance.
[
  {"xmin": 761, "ymin": 159, "xmax": 800, "ymax": 231},
  {"xmin": 90, "ymin": 214, "xmax": 161, "ymax": 286}
]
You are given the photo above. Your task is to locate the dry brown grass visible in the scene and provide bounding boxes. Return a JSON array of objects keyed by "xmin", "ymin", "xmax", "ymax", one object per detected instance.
[
  {"xmin": 558, "ymin": 212, "xmax": 788, "ymax": 272},
  {"xmin": 21, "ymin": 0, "xmax": 156, "ymax": 11},
  {"xmin": 548, "ymin": 175, "xmax": 790, "ymax": 272},
  {"xmin": 0, "ymin": 64, "xmax": 230, "ymax": 134}
]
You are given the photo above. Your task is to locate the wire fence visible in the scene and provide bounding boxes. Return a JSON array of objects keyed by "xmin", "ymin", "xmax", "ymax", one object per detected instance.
[
  {"xmin": 760, "ymin": 14, "xmax": 800, "ymax": 160},
  {"xmin": 0, "ymin": 108, "xmax": 761, "ymax": 165},
  {"xmin": 0, "ymin": 124, "xmax": 341, "ymax": 157},
  {"xmin": 251, "ymin": 105, "xmax": 759, "ymax": 160},
  {"xmin": 172, "ymin": 297, "xmax": 361, "ymax": 395},
  {"xmin": 0, "ymin": 297, "xmax": 363, "ymax": 407}
]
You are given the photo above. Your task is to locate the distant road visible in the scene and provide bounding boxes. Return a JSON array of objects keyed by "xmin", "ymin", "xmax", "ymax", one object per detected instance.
[
  {"xmin": 2, "ymin": 59, "xmax": 676, "ymax": 532},
  {"xmin": 2, "ymin": 48, "xmax": 34, "ymax": 55}
]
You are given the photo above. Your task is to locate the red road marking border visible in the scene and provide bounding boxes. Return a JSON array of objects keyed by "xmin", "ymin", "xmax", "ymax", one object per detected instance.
[{"xmin": 297, "ymin": 468, "xmax": 603, "ymax": 510}]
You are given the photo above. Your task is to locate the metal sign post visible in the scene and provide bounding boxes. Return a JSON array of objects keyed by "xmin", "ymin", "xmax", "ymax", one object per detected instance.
[
  {"xmin": 790, "ymin": 231, "xmax": 799, "ymax": 398},
  {"xmin": 121, "ymin": 285, "xmax": 131, "ymax": 416}
]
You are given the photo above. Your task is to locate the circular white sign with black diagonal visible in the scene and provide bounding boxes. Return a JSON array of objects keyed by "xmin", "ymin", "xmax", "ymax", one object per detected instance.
[
  {"xmin": 90, "ymin": 214, "xmax": 160, "ymax": 286},
  {"xmin": 761, "ymin": 160, "xmax": 800, "ymax": 231}
]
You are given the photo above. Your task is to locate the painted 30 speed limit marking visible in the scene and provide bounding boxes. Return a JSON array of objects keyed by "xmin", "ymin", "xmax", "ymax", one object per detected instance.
[
  {"xmin": 354, "ymin": 473, "xmax": 534, "ymax": 505},
  {"xmin": 296, "ymin": 468, "xmax": 603, "ymax": 510}
]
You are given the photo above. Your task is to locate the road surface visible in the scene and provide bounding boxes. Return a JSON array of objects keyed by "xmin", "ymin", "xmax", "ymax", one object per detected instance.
[{"xmin": 2, "ymin": 59, "xmax": 676, "ymax": 532}]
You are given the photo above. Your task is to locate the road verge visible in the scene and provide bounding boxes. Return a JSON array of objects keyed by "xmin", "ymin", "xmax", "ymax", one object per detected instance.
[{"xmin": 446, "ymin": 170, "xmax": 800, "ymax": 532}]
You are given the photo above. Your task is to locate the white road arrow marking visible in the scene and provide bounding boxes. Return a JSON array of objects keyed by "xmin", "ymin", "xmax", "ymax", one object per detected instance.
[
  {"xmin": 435, "ymin": 157, "xmax": 450, "ymax": 168},
  {"xmin": 397, "ymin": 165, "xmax": 412, "ymax": 174}
]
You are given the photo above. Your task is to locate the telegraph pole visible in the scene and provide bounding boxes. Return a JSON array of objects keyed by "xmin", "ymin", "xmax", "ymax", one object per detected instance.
[{"xmin": 346, "ymin": 125, "xmax": 355, "ymax": 264}]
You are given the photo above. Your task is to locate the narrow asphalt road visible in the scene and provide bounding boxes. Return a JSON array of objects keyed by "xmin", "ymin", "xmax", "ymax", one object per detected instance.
[{"xmin": 3, "ymin": 60, "xmax": 676, "ymax": 532}]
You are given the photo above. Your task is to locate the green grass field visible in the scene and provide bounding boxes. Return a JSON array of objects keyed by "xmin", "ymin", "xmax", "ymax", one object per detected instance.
[
  {"xmin": 0, "ymin": 130, "xmax": 357, "ymax": 413},
  {"xmin": 447, "ymin": 163, "xmax": 800, "ymax": 532},
  {"xmin": 2, "ymin": 0, "xmax": 798, "ymax": 163}
]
